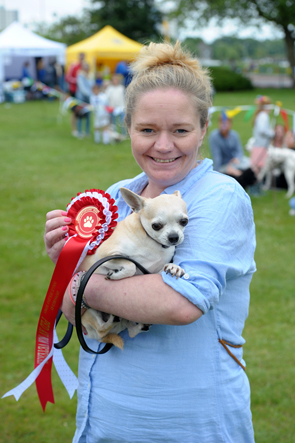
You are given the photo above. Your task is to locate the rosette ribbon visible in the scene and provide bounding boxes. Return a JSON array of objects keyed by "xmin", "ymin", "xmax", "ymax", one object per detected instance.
[{"xmin": 3, "ymin": 190, "xmax": 118, "ymax": 411}]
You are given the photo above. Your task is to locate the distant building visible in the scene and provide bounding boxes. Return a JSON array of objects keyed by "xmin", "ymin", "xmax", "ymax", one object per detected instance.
[{"xmin": 0, "ymin": 6, "xmax": 19, "ymax": 31}]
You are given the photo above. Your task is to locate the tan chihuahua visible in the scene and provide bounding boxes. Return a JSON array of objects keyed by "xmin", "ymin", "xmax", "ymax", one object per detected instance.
[{"xmin": 79, "ymin": 187, "xmax": 188, "ymax": 350}]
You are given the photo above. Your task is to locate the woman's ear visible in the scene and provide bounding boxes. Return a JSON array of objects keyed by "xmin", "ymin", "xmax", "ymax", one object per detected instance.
[{"xmin": 198, "ymin": 120, "xmax": 209, "ymax": 147}]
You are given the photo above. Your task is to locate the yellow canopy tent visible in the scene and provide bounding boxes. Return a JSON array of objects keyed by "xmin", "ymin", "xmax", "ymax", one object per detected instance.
[{"xmin": 66, "ymin": 25, "xmax": 143, "ymax": 72}]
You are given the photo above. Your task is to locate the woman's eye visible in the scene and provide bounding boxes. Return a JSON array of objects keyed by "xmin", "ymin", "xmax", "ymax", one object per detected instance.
[
  {"xmin": 142, "ymin": 128, "xmax": 154, "ymax": 133},
  {"xmin": 176, "ymin": 129, "xmax": 188, "ymax": 134}
]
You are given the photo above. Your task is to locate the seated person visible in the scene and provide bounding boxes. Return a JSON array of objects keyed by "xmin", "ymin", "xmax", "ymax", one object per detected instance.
[
  {"xmin": 272, "ymin": 123, "xmax": 285, "ymax": 148},
  {"xmin": 284, "ymin": 130, "xmax": 295, "ymax": 150},
  {"xmin": 209, "ymin": 114, "xmax": 256, "ymax": 189},
  {"xmin": 272, "ymin": 128, "xmax": 295, "ymax": 189}
]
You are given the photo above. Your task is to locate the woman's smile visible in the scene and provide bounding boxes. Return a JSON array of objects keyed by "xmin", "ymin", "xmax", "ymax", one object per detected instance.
[{"xmin": 152, "ymin": 157, "xmax": 179, "ymax": 163}]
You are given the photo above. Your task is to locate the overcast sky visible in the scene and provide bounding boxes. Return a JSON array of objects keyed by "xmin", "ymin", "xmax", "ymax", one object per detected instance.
[{"xmin": 4, "ymin": 0, "xmax": 284, "ymax": 43}]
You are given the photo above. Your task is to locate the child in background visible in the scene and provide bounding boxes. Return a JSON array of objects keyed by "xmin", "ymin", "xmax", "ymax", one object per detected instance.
[{"xmin": 90, "ymin": 84, "xmax": 110, "ymax": 144}]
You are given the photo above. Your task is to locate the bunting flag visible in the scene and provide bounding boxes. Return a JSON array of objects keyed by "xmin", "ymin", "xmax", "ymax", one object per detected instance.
[
  {"xmin": 280, "ymin": 109, "xmax": 289, "ymax": 131},
  {"xmin": 244, "ymin": 106, "xmax": 256, "ymax": 122},
  {"xmin": 225, "ymin": 106, "xmax": 242, "ymax": 119}
]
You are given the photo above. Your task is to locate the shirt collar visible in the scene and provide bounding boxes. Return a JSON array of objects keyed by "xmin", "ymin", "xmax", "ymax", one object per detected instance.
[{"xmin": 117, "ymin": 158, "xmax": 213, "ymax": 200}]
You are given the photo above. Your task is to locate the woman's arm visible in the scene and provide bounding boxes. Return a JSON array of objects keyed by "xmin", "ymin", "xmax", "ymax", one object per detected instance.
[
  {"xmin": 61, "ymin": 272, "xmax": 203, "ymax": 328},
  {"xmin": 44, "ymin": 210, "xmax": 203, "ymax": 327}
]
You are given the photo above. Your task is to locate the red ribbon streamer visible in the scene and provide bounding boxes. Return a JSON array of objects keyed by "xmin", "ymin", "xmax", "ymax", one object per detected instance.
[
  {"xmin": 34, "ymin": 236, "xmax": 87, "ymax": 411},
  {"xmin": 34, "ymin": 189, "xmax": 118, "ymax": 411}
]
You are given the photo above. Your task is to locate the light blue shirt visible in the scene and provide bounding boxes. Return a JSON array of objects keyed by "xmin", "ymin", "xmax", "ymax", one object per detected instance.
[{"xmin": 73, "ymin": 158, "xmax": 256, "ymax": 443}]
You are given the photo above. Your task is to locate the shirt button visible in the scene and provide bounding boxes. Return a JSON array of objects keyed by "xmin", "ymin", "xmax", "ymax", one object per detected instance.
[{"xmin": 183, "ymin": 273, "xmax": 189, "ymax": 279}]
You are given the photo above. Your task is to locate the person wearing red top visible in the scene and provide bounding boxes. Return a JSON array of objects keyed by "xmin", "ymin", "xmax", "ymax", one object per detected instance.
[{"xmin": 66, "ymin": 52, "xmax": 85, "ymax": 97}]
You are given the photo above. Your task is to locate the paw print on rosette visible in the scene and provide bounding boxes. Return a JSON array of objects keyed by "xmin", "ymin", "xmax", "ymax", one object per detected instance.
[{"xmin": 83, "ymin": 216, "xmax": 94, "ymax": 229}]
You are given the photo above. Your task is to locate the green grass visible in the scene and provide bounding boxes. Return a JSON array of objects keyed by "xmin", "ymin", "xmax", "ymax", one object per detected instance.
[{"xmin": 1, "ymin": 89, "xmax": 295, "ymax": 442}]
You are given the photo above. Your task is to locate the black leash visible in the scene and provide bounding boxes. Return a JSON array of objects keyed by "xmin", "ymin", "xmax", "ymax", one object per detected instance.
[
  {"xmin": 54, "ymin": 309, "xmax": 73, "ymax": 349},
  {"xmin": 55, "ymin": 255, "xmax": 151, "ymax": 355}
]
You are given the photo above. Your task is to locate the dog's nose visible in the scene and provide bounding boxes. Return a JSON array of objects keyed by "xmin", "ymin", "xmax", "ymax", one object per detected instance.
[{"xmin": 168, "ymin": 233, "xmax": 179, "ymax": 245}]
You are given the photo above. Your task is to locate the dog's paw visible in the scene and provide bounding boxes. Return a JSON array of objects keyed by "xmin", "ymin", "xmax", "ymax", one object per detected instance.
[
  {"xmin": 164, "ymin": 263, "xmax": 185, "ymax": 279},
  {"xmin": 105, "ymin": 268, "xmax": 122, "ymax": 280},
  {"xmin": 127, "ymin": 321, "xmax": 152, "ymax": 338}
]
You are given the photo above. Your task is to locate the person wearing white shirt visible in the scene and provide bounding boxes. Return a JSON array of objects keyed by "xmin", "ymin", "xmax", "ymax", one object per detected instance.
[
  {"xmin": 105, "ymin": 74, "xmax": 126, "ymax": 135},
  {"xmin": 90, "ymin": 84, "xmax": 110, "ymax": 144}
]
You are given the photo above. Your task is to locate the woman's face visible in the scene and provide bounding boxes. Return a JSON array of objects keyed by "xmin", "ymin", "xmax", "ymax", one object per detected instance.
[{"xmin": 128, "ymin": 88, "xmax": 207, "ymax": 194}]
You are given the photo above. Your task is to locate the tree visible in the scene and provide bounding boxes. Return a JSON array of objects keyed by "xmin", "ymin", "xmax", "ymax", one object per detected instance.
[
  {"xmin": 171, "ymin": 0, "xmax": 295, "ymax": 87},
  {"xmin": 182, "ymin": 37, "xmax": 204, "ymax": 56},
  {"xmin": 33, "ymin": 14, "xmax": 94, "ymax": 46},
  {"xmin": 88, "ymin": 0, "xmax": 163, "ymax": 43}
]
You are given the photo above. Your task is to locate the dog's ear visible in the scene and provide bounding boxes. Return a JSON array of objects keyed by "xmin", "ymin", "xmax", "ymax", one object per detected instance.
[
  {"xmin": 120, "ymin": 187, "xmax": 145, "ymax": 213},
  {"xmin": 173, "ymin": 190, "xmax": 182, "ymax": 198}
]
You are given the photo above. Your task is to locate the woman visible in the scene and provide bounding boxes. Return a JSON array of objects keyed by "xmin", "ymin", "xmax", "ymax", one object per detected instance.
[
  {"xmin": 44, "ymin": 42, "xmax": 256, "ymax": 442},
  {"xmin": 250, "ymin": 95, "xmax": 275, "ymax": 175}
]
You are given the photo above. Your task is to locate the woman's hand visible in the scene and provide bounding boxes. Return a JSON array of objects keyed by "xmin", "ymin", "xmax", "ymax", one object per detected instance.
[
  {"xmin": 44, "ymin": 210, "xmax": 72, "ymax": 264},
  {"xmin": 61, "ymin": 282, "xmax": 87, "ymax": 331}
]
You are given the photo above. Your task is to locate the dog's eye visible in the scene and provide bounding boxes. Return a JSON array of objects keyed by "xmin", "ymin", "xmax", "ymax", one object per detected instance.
[
  {"xmin": 152, "ymin": 223, "xmax": 163, "ymax": 231},
  {"xmin": 179, "ymin": 218, "xmax": 188, "ymax": 227}
]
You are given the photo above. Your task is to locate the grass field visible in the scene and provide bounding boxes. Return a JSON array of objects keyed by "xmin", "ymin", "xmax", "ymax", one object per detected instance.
[{"xmin": 1, "ymin": 88, "xmax": 295, "ymax": 442}]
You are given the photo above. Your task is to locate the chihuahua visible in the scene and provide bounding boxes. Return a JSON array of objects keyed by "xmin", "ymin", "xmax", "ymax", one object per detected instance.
[{"xmin": 79, "ymin": 187, "xmax": 188, "ymax": 349}]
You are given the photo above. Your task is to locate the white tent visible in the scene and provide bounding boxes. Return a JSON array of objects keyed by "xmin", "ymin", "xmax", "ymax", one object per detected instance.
[{"xmin": 0, "ymin": 22, "xmax": 66, "ymax": 92}]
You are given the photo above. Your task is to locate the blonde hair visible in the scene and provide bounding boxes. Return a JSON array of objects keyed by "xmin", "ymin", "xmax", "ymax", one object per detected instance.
[{"xmin": 125, "ymin": 41, "xmax": 212, "ymax": 128}]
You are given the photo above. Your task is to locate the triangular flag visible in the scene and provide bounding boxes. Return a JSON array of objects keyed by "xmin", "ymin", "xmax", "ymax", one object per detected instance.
[
  {"xmin": 226, "ymin": 107, "xmax": 242, "ymax": 119},
  {"xmin": 280, "ymin": 109, "xmax": 289, "ymax": 131},
  {"xmin": 244, "ymin": 106, "xmax": 256, "ymax": 122}
]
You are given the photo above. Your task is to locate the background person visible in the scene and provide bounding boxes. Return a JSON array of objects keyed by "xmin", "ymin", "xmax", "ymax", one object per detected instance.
[
  {"xmin": 21, "ymin": 61, "xmax": 33, "ymax": 100},
  {"xmin": 284, "ymin": 130, "xmax": 295, "ymax": 150},
  {"xmin": 272, "ymin": 123, "xmax": 285, "ymax": 148},
  {"xmin": 65, "ymin": 52, "xmax": 85, "ymax": 97},
  {"xmin": 90, "ymin": 83, "xmax": 110, "ymax": 144},
  {"xmin": 268, "ymin": 124, "xmax": 295, "ymax": 189},
  {"xmin": 105, "ymin": 73, "xmax": 126, "ymax": 136},
  {"xmin": 36, "ymin": 59, "xmax": 46, "ymax": 84},
  {"xmin": 209, "ymin": 113, "xmax": 256, "ymax": 189},
  {"xmin": 115, "ymin": 60, "xmax": 132, "ymax": 87},
  {"xmin": 75, "ymin": 62, "xmax": 93, "ymax": 138},
  {"xmin": 250, "ymin": 95, "xmax": 275, "ymax": 175},
  {"xmin": 44, "ymin": 58, "xmax": 57, "ymax": 89},
  {"xmin": 65, "ymin": 52, "xmax": 85, "ymax": 137},
  {"xmin": 44, "ymin": 42, "xmax": 256, "ymax": 443}
]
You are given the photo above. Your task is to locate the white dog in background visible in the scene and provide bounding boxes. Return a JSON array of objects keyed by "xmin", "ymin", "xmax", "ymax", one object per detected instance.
[{"xmin": 258, "ymin": 146, "xmax": 295, "ymax": 198}]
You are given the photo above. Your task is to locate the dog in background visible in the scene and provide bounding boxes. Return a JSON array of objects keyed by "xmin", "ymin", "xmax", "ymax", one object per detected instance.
[
  {"xmin": 79, "ymin": 187, "xmax": 188, "ymax": 349},
  {"xmin": 258, "ymin": 146, "xmax": 295, "ymax": 198}
]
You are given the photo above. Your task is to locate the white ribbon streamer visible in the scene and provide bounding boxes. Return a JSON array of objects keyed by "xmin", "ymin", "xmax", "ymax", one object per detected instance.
[
  {"xmin": 52, "ymin": 329, "xmax": 78, "ymax": 399},
  {"xmin": 2, "ymin": 328, "xmax": 78, "ymax": 402}
]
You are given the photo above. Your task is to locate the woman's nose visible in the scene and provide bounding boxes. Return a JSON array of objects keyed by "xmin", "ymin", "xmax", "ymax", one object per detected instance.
[{"xmin": 154, "ymin": 131, "xmax": 173, "ymax": 151}]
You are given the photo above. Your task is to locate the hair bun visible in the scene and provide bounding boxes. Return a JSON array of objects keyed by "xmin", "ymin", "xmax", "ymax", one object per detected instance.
[{"xmin": 131, "ymin": 41, "xmax": 202, "ymax": 75}]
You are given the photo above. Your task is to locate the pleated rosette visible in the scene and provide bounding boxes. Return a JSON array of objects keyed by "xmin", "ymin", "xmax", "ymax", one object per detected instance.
[{"xmin": 66, "ymin": 189, "xmax": 118, "ymax": 255}]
